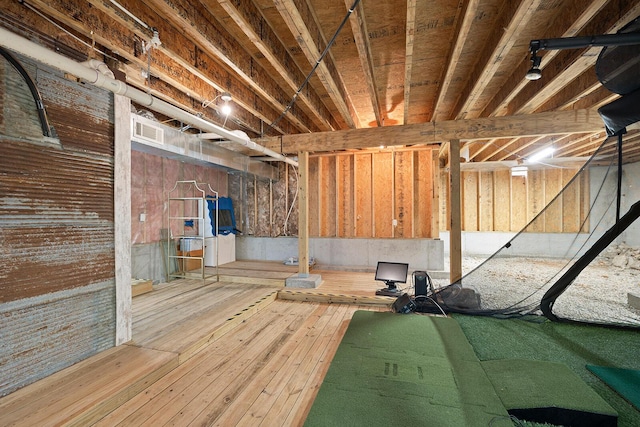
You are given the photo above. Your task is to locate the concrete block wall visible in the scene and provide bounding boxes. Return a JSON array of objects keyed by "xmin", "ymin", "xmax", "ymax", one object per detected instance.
[{"xmin": 236, "ymin": 236, "xmax": 445, "ymax": 272}]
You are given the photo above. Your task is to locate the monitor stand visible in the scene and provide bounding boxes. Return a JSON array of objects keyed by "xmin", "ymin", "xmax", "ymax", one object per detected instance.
[{"xmin": 375, "ymin": 282, "xmax": 402, "ymax": 297}]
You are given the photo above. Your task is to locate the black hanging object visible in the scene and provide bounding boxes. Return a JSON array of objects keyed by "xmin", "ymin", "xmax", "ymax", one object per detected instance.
[{"xmin": 596, "ymin": 17, "xmax": 640, "ymax": 95}]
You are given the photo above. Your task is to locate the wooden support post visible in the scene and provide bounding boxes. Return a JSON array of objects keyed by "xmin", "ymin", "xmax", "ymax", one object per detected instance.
[
  {"xmin": 298, "ymin": 151, "xmax": 310, "ymax": 276},
  {"xmin": 449, "ymin": 139, "xmax": 462, "ymax": 284},
  {"xmin": 114, "ymin": 94, "xmax": 132, "ymax": 345}
]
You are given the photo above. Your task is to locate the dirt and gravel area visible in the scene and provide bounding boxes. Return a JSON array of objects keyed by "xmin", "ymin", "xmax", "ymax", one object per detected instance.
[{"xmin": 432, "ymin": 244, "xmax": 640, "ymax": 326}]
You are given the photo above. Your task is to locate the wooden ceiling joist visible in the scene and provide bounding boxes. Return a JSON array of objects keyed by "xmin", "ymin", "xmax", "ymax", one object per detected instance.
[
  {"xmin": 216, "ymin": 0, "xmax": 336, "ymax": 132},
  {"xmin": 274, "ymin": 0, "xmax": 359, "ymax": 129},
  {"xmin": 451, "ymin": 0, "xmax": 542, "ymax": 120},
  {"xmin": 5, "ymin": 0, "xmax": 639, "ymax": 161},
  {"xmin": 345, "ymin": 0, "xmax": 383, "ymax": 127},
  {"xmin": 480, "ymin": 0, "xmax": 608, "ymax": 118}
]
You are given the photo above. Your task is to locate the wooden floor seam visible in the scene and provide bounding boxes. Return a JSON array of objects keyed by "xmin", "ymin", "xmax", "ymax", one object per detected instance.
[{"xmin": 0, "ymin": 262, "xmax": 394, "ymax": 427}]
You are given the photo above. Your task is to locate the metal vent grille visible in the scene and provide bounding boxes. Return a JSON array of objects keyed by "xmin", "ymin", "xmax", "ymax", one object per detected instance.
[{"xmin": 133, "ymin": 119, "xmax": 164, "ymax": 144}]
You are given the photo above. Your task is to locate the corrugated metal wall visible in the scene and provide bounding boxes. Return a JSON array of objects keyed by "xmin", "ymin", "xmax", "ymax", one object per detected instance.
[{"xmin": 0, "ymin": 54, "xmax": 116, "ymax": 396}]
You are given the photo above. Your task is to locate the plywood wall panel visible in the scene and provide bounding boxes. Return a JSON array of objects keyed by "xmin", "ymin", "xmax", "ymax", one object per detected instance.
[
  {"xmin": 528, "ymin": 169, "xmax": 545, "ymax": 232},
  {"xmin": 337, "ymin": 155, "xmax": 354, "ymax": 237},
  {"xmin": 580, "ymin": 169, "xmax": 590, "ymax": 233},
  {"xmin": 493, "ymin": 170, "xmax": 511, "ymax": 231},
  {"xmin": 394, "ymin": 151, "xmax": 413, "ymax": 237},
  {"xmin": 562, "ymin": 168, "xmax": 580, "ymax": 232},
  {"xmin": 511, "ymin": 175, "xmax": 527, "ymax": 231},
  {"xmin": 414, "ymin": 150, "xmax": 433, "ymax": 237},
  {"xmin": 319, "ymin": 156, "xmax": 337, "ymax": 237},
  {"xmin": 439, "ymin": 169, "xmax": 450, "ymax": 232},
  {"xmin": 544, "ymin": 168, "xmax": 563, "ymax": 232},
  {"xmin": 354, "ymin": 153, "xmax": 372, "ymax": 237},
  {"xmin": 479, "ymin": 172, "xmax": 494, "ymax": 231},
  {"xmin": 373, "ymin": 152, "xmax": 393, "ymax": 237},
  {"xmin": 431, "ymin": 150, "xmax": 439, "ymax": 238},
  {"xmin": 462, "ymin": 171, "xmax": 479, "ymax": 231}
]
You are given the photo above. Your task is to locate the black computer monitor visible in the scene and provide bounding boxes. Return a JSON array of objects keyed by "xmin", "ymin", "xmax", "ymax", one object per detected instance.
[{"xmin": 374, "ymin": 261, "xmax": 409, "ymax": 296}]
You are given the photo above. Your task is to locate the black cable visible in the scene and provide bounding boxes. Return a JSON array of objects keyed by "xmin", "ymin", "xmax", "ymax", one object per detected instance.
[
  {"xmin": 265, "ymin": 0, "xmax": 361, "ymax": 135},
  {"xmin": 0, "ymin": 47, "xmax": 53, "ymax": 137},
  {"xmin": 616, "ymin": 131, "xmax": 623, "ymax": 222}
]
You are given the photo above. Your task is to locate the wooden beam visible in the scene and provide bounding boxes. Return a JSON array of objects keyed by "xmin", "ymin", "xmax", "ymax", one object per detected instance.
[
  {"xmin": 274, "ymin": 0, "xmax": 358, "ymax": 128},
  {"xmin": 215, "ymin": 0, "xmax": 336, "ymax": 131},
  {"xmin": 258, "ymin": 109, "xmax": 604, "ymax": 153},
  {"xmin": 449, "ymin": 139, "xmax": 462, "ymax": 284},
  {"xmin": 298, "ymin": 152, "xmax": 310, "ymax": 275},
  {"xmin": 403, "ymin": 0, "xmax": 417, "ymax": 125},
  {"xmin": 346, "ymin": 0, "xmax": 382, "ymax": 127},
  {"xmin": 114, "ymin": 95, "xmax": 132, "ymax": 345}
]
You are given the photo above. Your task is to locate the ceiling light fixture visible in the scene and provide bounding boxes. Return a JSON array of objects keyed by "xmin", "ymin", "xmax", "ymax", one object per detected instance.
[
  {"xmin": 202, "ymin": 91, "xmax": 233, "ymax": 127},
  {"xmin": 527, "ymin": 146, "xmax": 555, "ymax": 163},
  {"xmin": 511, "ymin": 166, "xmax": 528, "ymax": 177},
  {"xmin": 202, "ymin": 91, "xmax": 233, "ymax": 109},
  {"xmin": 525, "ymin": 32, "xmax": 640, "ymax": 81},
  {"xmin": 525, "ymin": 50, "xmax": 542, "ymax": 81}
]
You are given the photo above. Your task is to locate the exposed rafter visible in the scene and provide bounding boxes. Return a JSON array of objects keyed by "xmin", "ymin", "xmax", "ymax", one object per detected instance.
[
  {"xmin": 345, "ymin": 0, "xmax": 382, "ymax": 127},
  {"xmin": 4, "ymin": 0, "xmax": 638, "ymax": 164},
  {"xmin": 216, "ymin": 0, "xmax": 337, "ymax": 131},
  {"xmin": 273, "ymin": 0, "xmax": 359, "ymax": 128},
  {"xmin": 451, "ymin": 0, "xmax": 542, "ymax": 120}
]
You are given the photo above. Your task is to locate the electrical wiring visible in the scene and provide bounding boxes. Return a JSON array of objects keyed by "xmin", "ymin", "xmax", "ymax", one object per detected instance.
[{"xmin": 264, "ymin": 0, "xmax": 361, "ymax": 134}]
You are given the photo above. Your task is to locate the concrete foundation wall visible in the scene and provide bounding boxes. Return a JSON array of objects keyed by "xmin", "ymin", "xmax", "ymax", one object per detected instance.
[
  {"xmin": 439, "ymin": 231, "xmax": 594, "ymax": 257},
  {"xmin": 236, "ymin": 236, "xmax": 445, "ymax": 271}
]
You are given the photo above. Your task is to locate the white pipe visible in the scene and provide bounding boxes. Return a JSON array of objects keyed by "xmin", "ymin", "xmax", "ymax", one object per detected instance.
[
  {"xmin": 81, "ymin": 59, "xmax": 115, "ymax": 79},
  {"xmin": 0, "ymin": 27, "xmax": 298, "ymax": 167},
  {"xmin": 109, "ymin": 0, "xmax": 150, "ymax": 30}
]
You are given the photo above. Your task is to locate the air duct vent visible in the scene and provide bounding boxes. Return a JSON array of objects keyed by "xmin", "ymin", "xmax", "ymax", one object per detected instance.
[{"xmin": 133, "ymin": 118, "xmax": 164, "ymax": 144}]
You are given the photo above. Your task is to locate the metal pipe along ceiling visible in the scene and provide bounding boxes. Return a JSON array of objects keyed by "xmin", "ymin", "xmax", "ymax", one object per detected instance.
[{"xmin": 0, "ymin": 27, "xmax": 298, "ymax": 167}]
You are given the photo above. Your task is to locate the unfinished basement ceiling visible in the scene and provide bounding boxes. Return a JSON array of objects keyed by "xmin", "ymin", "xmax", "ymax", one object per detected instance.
[{"xmin": 2, "ymin": 0, "xmax": 640, "ymax": 163}]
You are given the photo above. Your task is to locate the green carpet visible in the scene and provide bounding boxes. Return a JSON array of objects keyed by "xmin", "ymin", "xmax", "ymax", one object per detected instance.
[
  {"xmin": 587, "ymin": 365, "xmax": 640, "ymax": 410},
  {"xmin": 304, "ymin": 311, "xmax": 512, "ymax": 427},
  {"xmin": 453, "ymin": 314, "xmax": 640, "ymax": 427},
  {"xmin": 483, "ymin": 359, "xmax": 617, "ymax": 427}
]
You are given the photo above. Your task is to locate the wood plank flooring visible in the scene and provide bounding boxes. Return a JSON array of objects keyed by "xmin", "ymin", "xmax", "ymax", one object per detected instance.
[
  {"xmin": 0, "ymin": 262, "xmax": 392, "ymax": 426},
  {"xmin": 0, "ymin": 345, "xmax": 178, "ymax": 426}
]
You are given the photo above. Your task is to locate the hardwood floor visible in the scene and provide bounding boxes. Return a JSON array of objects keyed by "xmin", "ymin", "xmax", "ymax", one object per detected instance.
[{"xmin": 0, "ymin": 262, "xmax": 392, "ymax": 426}]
